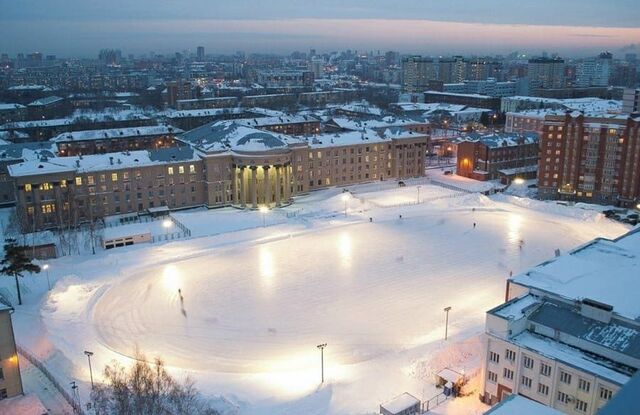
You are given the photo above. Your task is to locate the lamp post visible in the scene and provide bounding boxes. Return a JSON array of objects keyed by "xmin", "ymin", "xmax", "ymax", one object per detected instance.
[
  {"xmin": 43, "ymin": 264, "xmax": 50, "ymax": 291},
  {"xmin": 444, "ymin": 306, "xmax": 452, "ymax": 340},
  {"xmin": 84, "ymin": 350, "xmax": 94, "ymax": 389},
  {"xmin": 162, "ymin": 219, "xmax": 172, "ymax": 235},
  {"xmin": 417, "ymin": 185, "xmax": 422, "ymax": 204},
  {"xmin": 341, "ymin": 194, "xmax": 349, "ymax": 217},
  {"xmin": 259, "ymin": 206, "xmax": 269, "ymax": 227},
  {"xmin": 317, "ymin": 343, "xmax": 327, "ymax": 384}
]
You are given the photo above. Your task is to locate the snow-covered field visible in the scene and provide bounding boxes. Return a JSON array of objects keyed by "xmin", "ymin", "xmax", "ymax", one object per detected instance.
[{"xmin": 1, "ymin": 181, "xmax": 629, "ymax": 415}]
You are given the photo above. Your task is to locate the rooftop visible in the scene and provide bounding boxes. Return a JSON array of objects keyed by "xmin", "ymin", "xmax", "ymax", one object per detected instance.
[
  {"xmin": 380, "ymin": 392, "xmax": 420, "ymax": 414},
  {"xmin": 52, "ymin": 125, "xmax": 181, "ymax": 143},
  {"xmin": 483, "ymin": 394, "xmax": 562, "ymax": 415},
  {"xmin": 459, "ymin": 131, "xmax": 539, "ymax": 148}
]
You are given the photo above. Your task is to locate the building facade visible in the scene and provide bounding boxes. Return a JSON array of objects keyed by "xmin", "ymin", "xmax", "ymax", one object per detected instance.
[
  {"xmin": 402, "ymin": 56, "xmax": 436, "ymax": 93},
  {"xmin": 537, "ymin": 112, "xmax": 640, "ymax": 207},
  {"xmin": 0, "ymin": 302, "xmax": 23, "ymax": 401},
  {"xmin": 528, "ymin": 58, "xmax": 566, "ymax": 90}
]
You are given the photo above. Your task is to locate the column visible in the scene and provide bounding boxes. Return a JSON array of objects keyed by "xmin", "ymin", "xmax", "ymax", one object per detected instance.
[
  {"xmin": 231, "ymin": 165, "xmax": 237, "ymax": 204},
  {"xmin": 263, "ymin": 166, "xmax": 270, "ymax": 206},
  {"xmin": 250, "ymin": 166, "xmax": 258, "ymax": 208},
  {"xmin": 283, "ymin": 163, "xmax": 290, "ymax": 202},
  {"xmin": 239, "ymin": 167, "xmax": 246, "ymax": 207},
  {"xmin": 275, "ymin": 165, "xmax": 281, "ymax": 207}
]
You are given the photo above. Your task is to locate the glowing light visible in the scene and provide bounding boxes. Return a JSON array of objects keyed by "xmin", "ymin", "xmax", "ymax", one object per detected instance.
[
  {"xmin": 507, "ymin": 213, "xmax": 523, "ymax": 244},
  {"xmin": 162, "ymin": 264, "xmax": 182, "ymax": 293},
  {"xmin": 162, "ymin": 219, "xmax": 172, "ymax": 228},
  {"xmin": 341, "ymin": 194, "xmax": 349, "ymax": 202},
  {"xmin": 259, "ymin": 206, "xmax": 269, "ymax": 214},
  {"xmin": 259, "ymin": 246, "xmax": 275, "ymax": 282},
  {"xmin": 513, "ymin": 177, "xmax": 525, "ymax": 185},
  {"xmin": 9, "ymin": 354, "xmax": 18, "ymax": 364},
  {"xmin": 42, "ymin": 264, "xmax": 49, "ymax": 270},
  {"xmin": 338, "ymin": 232, "xmax": 352, "ymax": 267}
]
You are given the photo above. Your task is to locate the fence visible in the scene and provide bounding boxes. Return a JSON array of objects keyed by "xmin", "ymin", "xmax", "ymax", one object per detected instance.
[
  {"xmin": 150, "ymin": 215, "xmax": 191, "ymax": 243},
  {"xmin": 17, "ymin": 344, "xmax": 85, "ymax": 415},
  {"xmin": 422, "ymin": 392, "xmax": 448, "ymax": 413}
]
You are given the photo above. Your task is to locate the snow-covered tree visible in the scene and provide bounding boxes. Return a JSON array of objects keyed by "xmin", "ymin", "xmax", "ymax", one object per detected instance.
[
  {"xmin": 0, "ymin": 238, "xmax": 41, "ymax": 305},
  {"xmin": 91, "ymin": 351, "xmax": 219, "ymax": 415}
]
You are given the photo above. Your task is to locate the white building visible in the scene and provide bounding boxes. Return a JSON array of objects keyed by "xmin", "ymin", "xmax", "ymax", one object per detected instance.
[
  {"xmin": 481, "ymin": 227, "xmax": 640, "ymax": 415},
  {"xmin": 576, "ymin": 53, "xmax": 612, "ymax": 88}
]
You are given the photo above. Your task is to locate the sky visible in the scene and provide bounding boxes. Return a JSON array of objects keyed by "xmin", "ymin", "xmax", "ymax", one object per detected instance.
[{"xmin": 1, "ymin": 0, "xmax": 639, "ymax": 58}]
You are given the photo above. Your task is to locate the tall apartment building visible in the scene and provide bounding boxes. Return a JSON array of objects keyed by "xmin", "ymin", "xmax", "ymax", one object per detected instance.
[
  {"xmin": 164, "ymin": 81, "xmax": 194, "ymax": 109},
  {"xmin": 0, "ymin": 301, "xmax": 23, "ymax": 401},
  {"xmin": 528, "ymin": 58, "xmax": 566, "ymax": 90},
  {"xmin": 537, "ymin": 112, "xmax": 640, "ymax": 207},
  {"xmin": 9, "ymin": 121, "xmax": 428, "ymax": 231},
  {"xmin": 622, "ymin": 88, "xmax": 639, "ymax": 114},
  {"xmin": 196, "ymin": 46, "xmax": 205, "ymax": 61},
  {"xmin": 402, "ymin": 56, "xmax": 436, "ymax": 93},
  {"xmin": 576, "ymin": 53, "xmax": 613, "ymax": 88},
  {"xmin": 481, "ymin": 227, "xmax": 640, "ymax": 414}
]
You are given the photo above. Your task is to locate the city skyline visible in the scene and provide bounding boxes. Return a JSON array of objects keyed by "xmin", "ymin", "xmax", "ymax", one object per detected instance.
[{"xmin": 1, "ymin": 0, "xmax": 639, "ymax": 57}]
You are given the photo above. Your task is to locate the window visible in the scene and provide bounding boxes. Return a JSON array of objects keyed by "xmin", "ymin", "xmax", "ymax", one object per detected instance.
[
  {"xmin": 189, "ymin": 164, "xmax": 196, "ymax": 174},
  {"xmin": 537, "ymin": 383, "xmax": 549, "ymax": 396},
  {"xmin": 521, "ymin": 376, "xmax": 532, "ymax": 388},
  {"xmin": 487, "ymin": 371, "xmax": 497, "ymax": 383},
  {"xmin": 489, "ymin": 351, "xmax": 500, "ymax": 364},
  {"xmin": 39, "ymin": 182, "xmax": 52, "ymax": 191},
  {"xmin": 600, "ymin": 387, "xmax": 613, "ymax": 401},
  {"xmin": 557, "ymin": 391, "xmax": 569, "ymax": 405},
  {"xmin": 111, "ymin": 173, "xmax": 118, "ymax": 182},
  {"xmin": 578, "ymin": 378, "xmax": 591, "ymax": 393},
  {"xmin": 523, "ymin": 355, "xmax": 534, "ymax": 369},
  {"xmin": 540, "ymin": 362, "xmax": 551, "ymax": 377},
  {"xmin": 0, "ymin": 367, "xmax": 3, "ymax": 380},
  {"xmin": 179, "ymin": 166, "xmax": 185, "ymax": 174},
  {"xmin": 503, "ymin": 368, "xmax": 514, "ymax": 380},
  {"xmin": 505, "ymin": 349, "xmax": 516, "ymax": 362},
  {"xmin": 0, "ymin": 388, "xmax": 6, "ymax": 400},
  {"xmin": 75, "ymin": 177, "xmax": 82, "ymax": 186},
  {"xmin": 575, "ymin": 399, "xmax": 588, "ymax": 413},
  {"xmin": 88, "ymin": 176, "xmax": 95, "ymax": 185},
  {"xmin": 24, "ymin": 183, "xmax": 32, "ymax": 192},
  {"xmin": 560, "ymin": 370, "xmax": 572, "ymax": 384},
  {"xmin": 60, "ymin": 180, "xmax": 67, "ymax": 188},
  {"xmin": 168, "ymin": 167, "xmax": 174, "ymax": 175}
]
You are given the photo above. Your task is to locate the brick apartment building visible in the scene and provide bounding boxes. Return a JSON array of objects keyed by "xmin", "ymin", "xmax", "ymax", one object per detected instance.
[
  {"xmin": 456, "ymin": 132, "xmax": 539, "ymax": 182},
  {"xmin": 538, "ymin": 112, "xmax": 640, "ymax": 207}
]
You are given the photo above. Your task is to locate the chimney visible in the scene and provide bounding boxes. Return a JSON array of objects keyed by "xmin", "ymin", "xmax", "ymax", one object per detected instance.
[
  {"xmin": 580, "ymin": 298, "xmax": 613, "ymax": 324},
  {"xmin": 109, "ymin": 156, "xmax": 114, "ymax": 165}
]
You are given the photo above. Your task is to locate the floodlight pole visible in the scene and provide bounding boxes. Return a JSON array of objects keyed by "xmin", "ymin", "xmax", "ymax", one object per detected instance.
[{"xmin": 317, "ymin": 343, "xmax": 327, "ymax": 383}]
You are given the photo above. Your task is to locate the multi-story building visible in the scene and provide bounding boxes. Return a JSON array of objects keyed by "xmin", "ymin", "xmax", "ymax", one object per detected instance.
[
  {"xmin": 9, "ymin": 121, "xmax": 428, "ymax": 231},
  {"xmin": 53, "ymin": 125, "xmax": 182, "ymax": 156},
  {"xmin": 0, "ymin": 300, "xmax": 23, "ymax": 401},
  {"xmin": 402, "ymin": 56, "xmax": 436, "ymax": 93},
  {"xmin": 176, "ymin": 97, "xmax": 238, "ymax": 111},
  {"xmin": 196, "ymin": 46, "xmax": 205, "ymax": 61},
  {"xmin": 537, "ymin": 112, "xmax": 640, "ymax": 207},
  {"xmin": 528, "ymin": 58, "xmax": 566, "ymax": 90},
  {"xmin": 0, "ymin": 103, "xmax": 27, "ymax": 124},
  {"xmin": 256, "ymin": 70, "xmax": 314, "ymax": 89},
  {"xmin": 424, "ymin": 91, "xmax": 501, "ymax": 111},
  {"xmin": 505, "ymin": 110, "xmax": 558, "ymax": 134},
  {"xmin": 481, "ymin": 227, "xmax": 640, "ymax": 414},
  {"xmin": 456, "ymin": 132, "xmax": 539, "ymax": 182},
  {"xmin": 622, "ymin": 88, "xmax": 639, "ymax": 114},
  {"xmin": 443, "ymin": 79, "xmax": 516, "ymax": 98},
  {"xmin": 164, "ymin": 81, "xmax": 194, "ymax": 108},
  {"xmin": 576, "ymin": 53, "xmax": 613, "ymax": 88}
]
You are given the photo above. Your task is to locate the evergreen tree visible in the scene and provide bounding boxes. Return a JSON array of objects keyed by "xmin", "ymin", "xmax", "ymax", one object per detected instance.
[{"xmin": 0, "ymin": 238, "xmax": 41, "ymax": 305}]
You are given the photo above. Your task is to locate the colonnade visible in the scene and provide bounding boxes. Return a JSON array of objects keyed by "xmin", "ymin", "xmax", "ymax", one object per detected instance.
[{"xmin": 232, "ymin": 164, "xmax": 293, "ymax": 208}]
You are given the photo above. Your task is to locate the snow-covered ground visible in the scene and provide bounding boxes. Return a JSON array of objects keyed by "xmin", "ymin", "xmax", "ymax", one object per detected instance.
[{"xmin": 0, "ymin": 181, "xmax": 629, "ymax": 415}]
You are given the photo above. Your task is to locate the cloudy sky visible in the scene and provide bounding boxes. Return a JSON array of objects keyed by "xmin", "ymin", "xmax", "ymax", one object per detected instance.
[{"xmin": 1, "ymin": 0, "xmax": 639, "ymax": 57}]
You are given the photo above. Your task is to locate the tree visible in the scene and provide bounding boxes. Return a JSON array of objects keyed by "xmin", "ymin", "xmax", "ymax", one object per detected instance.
[
  {"xmin": 0, "ymin": 238, "xmax": 41, "ymax": 305},
  {"xmin": 91, "ymin": 351, "xmax": 219, "ymax": 415}
]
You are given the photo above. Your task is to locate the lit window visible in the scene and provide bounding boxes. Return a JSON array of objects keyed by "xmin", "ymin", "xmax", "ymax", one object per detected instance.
[
  {"xmin": 60, "ymin": 180, "xmax": 67, "ymax": 188},
  {"xmin": 24, "ymin": 184, "xmax": 32, "ymax": 192},
  {"xmin": 168, "ymin": 167, "xmax": 174, "ymax": 175},
  {"xmin": 75, "ymin": 177, "xmax": 82, "ymax": 186},
  {"xmin": 111, "ymin": 173, "xmax": 118, "ymax": 182},
  {"xmin": 39, "ymin": 183, "xmax": 52, "ymax": 191},
  {"xmin": 179, "ymin": 166, "xmax": 185, "ymax": 174},
  {"xmin": 189, "ymin": 164, "xmax": 196, "ymax": 174}
]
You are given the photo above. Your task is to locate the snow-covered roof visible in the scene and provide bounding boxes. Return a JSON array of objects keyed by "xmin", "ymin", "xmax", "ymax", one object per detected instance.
[
  {"xmin": 513, "ymin": 332, "xmax": 631, "ymax": 385},
  {"xmin": 0, "ymin": 141, "xmax": 56, "ymax": 162},
  {"xmin": 328, "ymin": 116, "xmax": 427, "ymax": 131},
  {"xmin": 305, "ymin": 128, "xmax": 424, "ymax": 149},
  {"xmin": 234, "ymin": 114, "xmax": 319, "ymax": 128},
  {"xmin": 7, "ymin": 84, "xmax": 53, "ymax": 91},
  {"xmin": 178, "ymin": 121, "xmax": 304, "ymax": 154},
  {"xmin": 380, "ymin": 392, "xmax": 420, "ymax": 414},
  {"xmin": 1, "ymin": 109, "xmax": 151, "ymax": 130},
  {"xmin": 8, "ymin": 147, "xmax": 198, "ymax": 177},
  {"xmin": 164, "ymin": 108, "xmax": 246, "ymax": 119},
  {"xmin": 28, "ymin": 95, "xmax": 64, "ymax": 106},
  {"xmin": 484, "ymin": 394, "xmax": 562, "ymax": 415},
  {"xmin": 335, "ymin": 102, "xmax": 383, "ymax": 116},
  {"xmin": 0, "ymin": 393, "xmax": 49, "ymax": 415},
  {"xmin": 0, "ymin": 103, "xmax": 26, "ymax": 111},
  {"xmin": 52, "ymin": 125, "xmax": 181, "ymax": 143},
  {"xmin": 424, "ymin": 90, "xmax": 497, "ymax": 99},
  {"xmin": 513, "ymin": 227, "xmax": 640, "ymax": 321},
  {"xmin": 458, "ymin": 131, "xmax": 539, "ymax": 148}
]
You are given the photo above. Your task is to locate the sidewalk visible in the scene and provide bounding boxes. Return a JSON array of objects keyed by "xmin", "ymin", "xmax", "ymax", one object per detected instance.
[{"xmin": 20, "ymin": 355, "xmax": 75, "ymax": 415}]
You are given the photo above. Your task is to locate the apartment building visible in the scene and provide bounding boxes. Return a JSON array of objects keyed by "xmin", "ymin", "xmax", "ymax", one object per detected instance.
[
  {"xmin": 402, "ymin": 56, "xmax": 436, "ymax": 93},
  {"xmin": 10, "ymin": 120, "xmax": 428, "ymax": 231},
  {"xmin": 456, "ymin": 132, "xmax": 539, "ymax": 182},
  {"xmin": 537, "ymin": 112, "xmax": 640, "ymax": 207},
  {"xmin": 505, "ymin": 110, "xmax": 555, "ymax": 134},
  {"xmin": 53, "ymin": 125, "xmax": 182, "ymax": 156},
  {"xmin": 622, "ymin": 88, "xmax": 639, "ymax": 114},
  {"xmin": 528, "ymin": 57, "xmax": 566, "ymax": 90},
  {"xmin": 0, "ymin": 301, "xmax": 23, "ymax": 401},
  {"xmin": 481, "ymin": 227, "xmax": 640, "ymax": 414}
]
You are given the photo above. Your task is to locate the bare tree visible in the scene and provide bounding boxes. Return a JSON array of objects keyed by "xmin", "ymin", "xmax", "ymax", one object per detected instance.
[{"xmin": 91, "ymin": 351, "xmax": 219, "ymax": 415}]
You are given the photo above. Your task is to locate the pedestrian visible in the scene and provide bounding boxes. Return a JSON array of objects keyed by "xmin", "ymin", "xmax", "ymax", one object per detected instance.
[
  {"xmin": 509, "ymin": 270, "xmax": 513, "ymax": 277},
  {"xmin": 399, "ymin": 214, "xmax": 403, "ymax": 219},
  {"xmin": 473, "ymin": 222, "xmax": 476, "ymax": 229},
  {"xmin": 369, "ymin": 217, "xmax": 373, "ymax": 223}
]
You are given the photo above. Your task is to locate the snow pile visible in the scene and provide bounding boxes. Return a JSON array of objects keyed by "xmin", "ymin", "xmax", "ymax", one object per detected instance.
[{"xmin": 493, "ymin": 194, "xmax": 605, "ymax": 222}]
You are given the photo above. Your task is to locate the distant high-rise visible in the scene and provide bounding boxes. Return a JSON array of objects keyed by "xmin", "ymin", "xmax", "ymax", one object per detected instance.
[
  {"xmin": 197, "ymin": 46, "xmax": 205, "ymax": 61},
  {"xmin": 576, "ymin": 52, "xmax": 612, "ymax": 87},
  {"xmin": 402, "ymin": 56, "xmax": 436, "ymax": 93},
  {"xmin": 527, "ymin": 57, "xmax": 565, "ymax": 90},
  {"xmin": 622, "ymin": 88, "xmax": 640, "ymax": 113}
]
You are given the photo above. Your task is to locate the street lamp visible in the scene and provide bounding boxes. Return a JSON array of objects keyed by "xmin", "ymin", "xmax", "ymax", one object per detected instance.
[
  {"xmin": 444, "ymin": 306, "xmax": 452, "ymax": 340},
  {"xmin": 513, "ymin": 177, "xmax": 525, "ymax": 185},
  {"xmin": 84, "ymin": 350, "xmax": 94, "ymax": 389},
  {"xmin": 259, "ymin": 206, "xmax": 269, "ymax": 227},
  {"xmin": 341, "ymin": 193, "xmax": 349, "ymax": 217},
  {"xmin": 162, "ymin": 219, "xmax": 172, "ymax": 235},
  {"xmin": 43, "ymin": 264, "xmax": 51, "ymax": 291},
  {"xmin": 317, "ymin": 343, "xmax": 327, "ymax": 384},
  {"xmin": 417, "ymin": 185, "xmax": 422, "ymax": 204}
]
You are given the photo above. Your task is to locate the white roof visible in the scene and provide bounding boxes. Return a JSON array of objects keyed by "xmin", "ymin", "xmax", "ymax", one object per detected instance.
[
  {"xmin": 380, "ymin": 392, "xmax": 420, "ymax": 414},
  {"xmin": 306, "ymin": 128, "xmax": 424, "ymax": 149},
  {"xmin": 436, "ymin": 368, "xmax": 464, "ymax": 384},
  {"xmin": 513, "ymin": 228, "xmax": 640, "ymax": 321},
  {"xmin": 53, "ymin": 125, "xmax": 181, "ymax": 142},
  {"xmin": 0, "ymin": 103, "xmax": 26, "ymax": 111},
  {"xmin": 104, "ymin": 223, "xmax": 152, "ymax": 240},
  {"xmin": 484, "ymin": 395, "xmax": 562, "ymax": 415}
]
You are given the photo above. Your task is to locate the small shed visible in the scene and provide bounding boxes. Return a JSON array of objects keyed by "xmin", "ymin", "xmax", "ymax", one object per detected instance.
[
  {"xmin": 380, "ymin": 392, "xmax": 421, "ymax": 415},
  {"xmin": 435, "ymin": 368, "xmax": 466, "ymax": 397},
  {"xmin": 147, "ymin": 205, "xmax": 170, "ymax": 218},
  {"xmin": 103, "ymin": 224, "xmax": 151, "ymax": 249}
]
